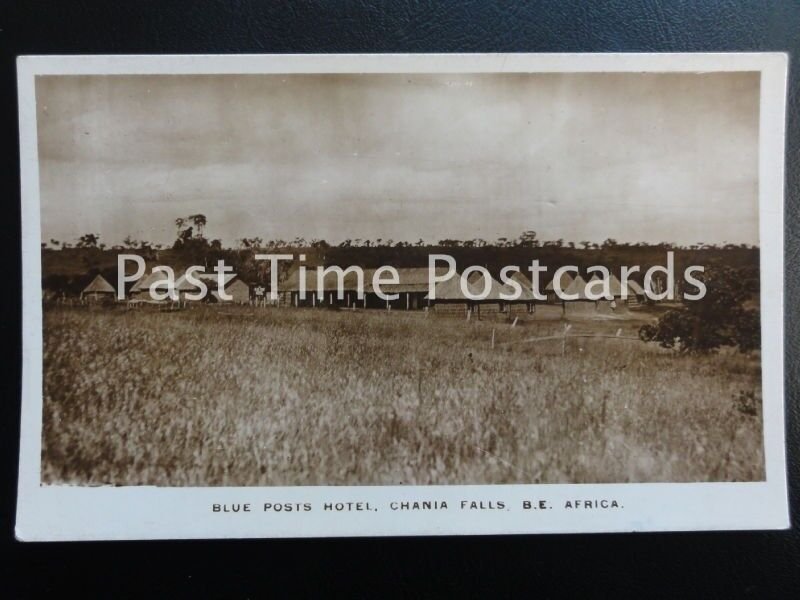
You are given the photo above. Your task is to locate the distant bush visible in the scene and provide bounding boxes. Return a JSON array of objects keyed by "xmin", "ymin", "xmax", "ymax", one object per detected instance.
[
  {"xmin": 639, "ymin": 266, "xmax": 760, "ymax": 354},
  {"xmin": 733, "ymin": 390, "xmax": 759, "ymax": 417}
]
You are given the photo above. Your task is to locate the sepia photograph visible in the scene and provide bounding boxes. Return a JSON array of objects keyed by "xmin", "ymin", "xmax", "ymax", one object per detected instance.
[
  {"xmin": 36, "ymin": 67, "xmax": 766, "ymax": 486},
  {"xmin": 15, "ymin": 53, "xmax": 788, "ymax": 539}
]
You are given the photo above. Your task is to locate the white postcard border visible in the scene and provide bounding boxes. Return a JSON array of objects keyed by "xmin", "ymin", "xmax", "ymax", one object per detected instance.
[{"xmin": 16, "ymin": 53, "xmax": 789, "ymax": 540}]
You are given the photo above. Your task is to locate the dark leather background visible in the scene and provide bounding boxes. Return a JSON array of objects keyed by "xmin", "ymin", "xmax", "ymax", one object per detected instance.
[{"xmin": 0, "ymin": 1, "xmax": 797, "ymax": 596}]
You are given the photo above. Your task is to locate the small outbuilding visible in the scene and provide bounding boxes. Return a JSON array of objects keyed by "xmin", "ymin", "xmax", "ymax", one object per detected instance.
[
  {"xmin": 467, "ymin": 270, "xmax": 509, "ymax": 316},
  {"xmin": 363, "ymin": 266, "xmax": 451, "ymax": 310},
  {"xmin": 585, "ymin": 273, "xmax": 629, "ymax": 315},
  {"xmin": 81, "ymin": 274, "xmax": 116, "ymax": 303},
  {"xmin": 561, "ymin": 274, "xmax": 598, "ymax": 315},
  {"xmin": 506, "ymin": 271, "xmax": 537, "ymax": 316},
  {"xmin": 211, "ymin": 276, "xmax": 250, "ymax": 303},
  {"xmin": 625, "ymin": 279, "xmax": 647, "ymax": 304},
  {"xmin": 176, "ymin": 272, "xmax": 250, "ymax": 304},
  {"xmin": 130, "ymin": 270, "xmax": 175, "ymax": 301},
  {"xmin": 425, "ymin": 273, "xmax": 481, "ymax": 316},
  {"xmin": 277, "ymin": 267, "xmax": 363, "ymax": 308},
  {"xmin": 545, "ymin": 271, "xmax": 575, "ymax": 303}
]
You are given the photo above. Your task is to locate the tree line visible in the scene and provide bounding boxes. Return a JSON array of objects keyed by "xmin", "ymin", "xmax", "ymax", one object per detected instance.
[
  {"xmin": 42, "ymin": 215, "xmax": 762, "ymax": 355},
  {"xmin": 42, "ymin": 216, "xmax": 760, "ymax": 300},
  {"xmin": 44, "ymin": 224, "xmax": 757, "ymax": 253}
]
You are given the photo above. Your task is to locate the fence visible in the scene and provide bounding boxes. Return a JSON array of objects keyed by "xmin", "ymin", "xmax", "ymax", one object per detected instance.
[{"xmin": 494, "ymin": 322, "xmax": 644, "ymax": 355}]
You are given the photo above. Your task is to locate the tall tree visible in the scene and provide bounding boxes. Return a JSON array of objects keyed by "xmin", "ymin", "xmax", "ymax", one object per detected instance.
[
  {"xmin": 76, "ymin": 233, "xmax": 100, "ymax": 248},
  {"xmin": 519, "ymin": 230, "xmax": 538, "ymax": 248},
  {"xmin": 188, "ymin": 214, "xmax": 207, "ymax": 238}
]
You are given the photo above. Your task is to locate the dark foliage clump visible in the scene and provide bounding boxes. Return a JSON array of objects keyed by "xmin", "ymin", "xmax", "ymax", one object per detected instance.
[
  {"xmin": 733, "ymin": 390, "xmax": 759, "ymax": 417},
  {"xmin": 639, "ymin": 266, "xmax": 760, "ymax": 354}
]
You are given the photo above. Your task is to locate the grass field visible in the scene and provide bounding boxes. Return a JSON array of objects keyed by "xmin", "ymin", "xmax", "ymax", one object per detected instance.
[{"xmin": 41, "ymin": 304, "xmax": 764, "ymax": 486}]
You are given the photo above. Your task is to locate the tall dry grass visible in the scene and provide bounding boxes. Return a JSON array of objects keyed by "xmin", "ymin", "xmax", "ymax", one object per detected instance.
[{"xmin": 41, "ymin": 305, "xmax": 764, "ymax": 486}]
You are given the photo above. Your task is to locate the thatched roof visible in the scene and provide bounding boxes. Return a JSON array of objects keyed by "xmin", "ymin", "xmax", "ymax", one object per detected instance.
[
  {"xmin": 607, "ymin": 274, "xmax": 626, "ymax": 296},
  {"xmin": 82, "ymin": 274, "xmax": 115, "ymax": 294},
  {"xmin": 280, "ymin": 267, "xmax": 363, "ymax": 292},
  {"xmin": 175, "ymin": 272, "xmax": 238, "ymax": 292},
  {"xmin": 508, "ymin": 271, "xmax": 537, "ymax": 301},
  {"xmin": 425, "ymin": 273, "xmax": 482, "ymax": 301},
  {"xmin": 131, "ymin": 270, "xmax": 174, "ymax": 293},
  {"xmin": 561, "ymin": 274, "xmax": 590, "ymax": 300},
  {"xmin": 280, "ymin": 266, "xmax": 454, "ymax": 294},
  {"xmin": 545, "ymin": 270, "xmax": 575, "ymax": 292},
  {"xmin": 467, "ymin": 270, "xmax": 511, "ymax": 301},
  {"xmin": 586, "ymin": 273, "xmax": 626, "ymax": 298},
  {"xmin": 586, "ymin": 273, "xmax": 647, "ymax": 297},
  {"xmin": 626, "ymin": 279, "xmax": 646, "ymax": 295},
  {"xmin": 279, "ymin": 268, "xmax": 315, "ymax": 292},
  {"xmin": 364, "ymin": 266, "xmax": 451, "ymax": 293}
]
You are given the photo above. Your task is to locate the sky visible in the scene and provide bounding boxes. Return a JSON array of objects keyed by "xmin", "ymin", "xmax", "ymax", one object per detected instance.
[{"xmin": 36, "ymin": 71, "xmax": 760, "ymax": 247}]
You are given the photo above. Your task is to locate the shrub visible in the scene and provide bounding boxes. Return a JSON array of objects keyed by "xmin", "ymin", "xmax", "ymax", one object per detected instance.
[{"xmin": 639, "ymin": 266, "xmax": 760, "ymax": 354}]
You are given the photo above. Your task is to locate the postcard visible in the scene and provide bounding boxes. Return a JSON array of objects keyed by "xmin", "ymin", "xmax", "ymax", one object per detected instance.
[{"xmin": 16, "ymin": 53, "xmax": 789, "ymax": 540}]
